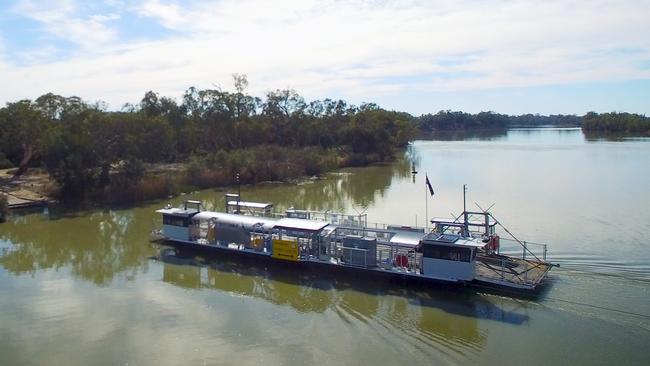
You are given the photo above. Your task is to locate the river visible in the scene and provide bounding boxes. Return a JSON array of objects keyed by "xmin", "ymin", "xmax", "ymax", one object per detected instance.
[{"xmin": 1, "ymin": 128, "xmax": 648, "ymax": 365}]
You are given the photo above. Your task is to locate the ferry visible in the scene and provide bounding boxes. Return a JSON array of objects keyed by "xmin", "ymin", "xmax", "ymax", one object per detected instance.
[{"xmin": 153, "ymin": 189, "xmax": 555, "ymax": 294}]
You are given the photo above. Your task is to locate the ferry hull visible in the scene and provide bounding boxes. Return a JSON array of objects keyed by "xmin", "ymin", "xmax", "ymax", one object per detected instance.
[{"xmin": 154, "ymin": 237, "xmax": 549, "ymax": 297}]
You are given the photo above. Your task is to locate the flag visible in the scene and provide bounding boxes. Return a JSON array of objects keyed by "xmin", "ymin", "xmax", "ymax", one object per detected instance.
[{"xmin": 425, "ymin": 175, "xmax": 434, "ymax": 196}]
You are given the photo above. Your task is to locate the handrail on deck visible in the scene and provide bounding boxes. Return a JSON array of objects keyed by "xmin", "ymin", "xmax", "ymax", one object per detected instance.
[{"xmin": 497, "ymin": 237, "xmax": 547, "ymax": 262}]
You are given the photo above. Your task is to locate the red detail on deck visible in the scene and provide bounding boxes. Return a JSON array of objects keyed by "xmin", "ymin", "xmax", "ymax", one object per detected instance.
[
  {"xmin": 395, "ymin": 254, "xmax": 409, "ymax": 267},
  {"xmin": 489, "ymin": 235, "xmax": 500, "ymax": 252}
]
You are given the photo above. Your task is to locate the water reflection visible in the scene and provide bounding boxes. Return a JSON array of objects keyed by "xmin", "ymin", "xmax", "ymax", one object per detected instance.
[
  {"xmin": 419, "ymin": 129, "xmax": 507, "ymax": 141},
  {"xmin": 157, "ymin": 249, "xmax": 534, "ymax": 354},
  {"xmin": 582, "ymin": 130, "xmax": 650, "ymax": 142},
  {"xmin": 509, "ymin": 127, "xmax": 581, "ymax": 134},
  {"xmin": 0, "ymin": 208, "xmax": 155, "ymax": 285}
]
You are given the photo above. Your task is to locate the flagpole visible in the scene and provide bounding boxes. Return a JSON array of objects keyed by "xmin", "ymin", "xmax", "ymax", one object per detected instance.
[{"xmin": 425, "ymin": 173, "xmax": 429, "ymax": 232}]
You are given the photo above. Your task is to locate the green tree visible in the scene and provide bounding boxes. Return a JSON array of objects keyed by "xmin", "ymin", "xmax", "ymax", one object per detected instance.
[
  {"xmin": 0, "ymin": 100, "xmax": 48, "ymax": 176},
  {"xmin": 41, "ymin": 104, "xmax": 106, "ymax": 196}
]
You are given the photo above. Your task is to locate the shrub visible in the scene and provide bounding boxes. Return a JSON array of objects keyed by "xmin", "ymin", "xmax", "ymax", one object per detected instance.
[
  {"xmin": 0, "ymin": 153, "xmax": 13, "ymax": 169},
  {"xmin": 134, "ymin": 174, "xmax": 180, "ymax": 202}
]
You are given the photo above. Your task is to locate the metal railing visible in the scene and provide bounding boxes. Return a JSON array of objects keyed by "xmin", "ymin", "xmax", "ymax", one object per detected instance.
[
  {"xmin": 477, "ymin": 255, "xmax": 535, "ymax": 286},
  {"xmin": 327, "ymin": 225, "xmax": 422, "ymax": 272},
  {"xmin": 496, "ymin": 237, "xmax": 547, "ymax": 262},
  {"xmin": 339, "ymin": 246, "xmax": 368, "ymax": 268}
]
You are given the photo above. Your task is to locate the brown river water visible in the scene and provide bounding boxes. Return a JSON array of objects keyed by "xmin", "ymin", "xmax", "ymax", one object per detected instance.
[{"xmin": 1, "ymin": 128, "xmax": 648, "ymax": 365}]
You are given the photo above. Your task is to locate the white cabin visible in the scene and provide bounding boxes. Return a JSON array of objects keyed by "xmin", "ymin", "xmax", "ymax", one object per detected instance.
[
  {"xmin": 156, "ymin": 200, "xmax": 202, "ymax": 241},
  {"xmin": 419, "ymin": 233, "xmax": 485, "ymax": 281}
]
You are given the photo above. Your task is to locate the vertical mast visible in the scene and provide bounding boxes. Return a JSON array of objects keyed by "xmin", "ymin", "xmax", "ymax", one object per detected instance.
[
  {"xmin": 425, "ymin": 177, "xmax": 429, "ymax": 232},
  {"xmin": 236, "ymin": 172, "xmax": 241, "ymax": 214},
  {"xmin": 463, "ymin": 184, "xmax": 468, "ymax": 236}
]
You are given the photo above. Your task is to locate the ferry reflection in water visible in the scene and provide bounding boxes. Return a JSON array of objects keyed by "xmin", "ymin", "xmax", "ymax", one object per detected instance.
[{"xmin": 159, "ymin": 249, "xmax": 532, "ymax": 353}]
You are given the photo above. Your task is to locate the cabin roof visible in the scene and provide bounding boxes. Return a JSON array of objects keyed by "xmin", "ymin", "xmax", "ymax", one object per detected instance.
[
  {"xmin": 191, "ymin": 211, "xmax": 327, "ymax": 232},
  {"xmin": 192, "ymin": 211, "xmax": 276, "ymax": 230},
  {"xmin": 156, "ymin": 208, "xmax": 198, "ymax": 216},
  {"xmin": 389, "ymin": 229, "xmax": 426, "ymax": 246},
  {"xmin": 422, "ymin": 232, "xmax": 485, "ymax": 248},
  {"xmin": 274, "ymin": 218, "xmax": 330, "ymax": 232},
  {"xmin": 227, "ymin": 200, "xmax": 273, "ymax": 209}
]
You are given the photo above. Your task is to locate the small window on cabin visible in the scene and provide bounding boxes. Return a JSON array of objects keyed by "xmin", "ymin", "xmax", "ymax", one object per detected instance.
[
  {"xmin": 423, "ymin": 245, "xmax": 471, "ymax": 262},
  {"xmin": 163, "ymin": 215, "xmax": 188, "ymax": 227}
]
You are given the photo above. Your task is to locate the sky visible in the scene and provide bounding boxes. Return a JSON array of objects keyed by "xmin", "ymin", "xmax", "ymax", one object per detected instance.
[{"xmin": 0, "ymin": 0, "xmax": 648, "ymax": 116}]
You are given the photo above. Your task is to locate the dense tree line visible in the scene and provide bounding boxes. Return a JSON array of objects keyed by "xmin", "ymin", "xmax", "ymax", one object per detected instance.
[
  {"xmin": 582, "ymin": 112, "xmax": 650, "ymax": 136},
  {"xmin": 0, "ymin": 76, "xmax": 416, "ymax": 201},
  {"xmin": 508, "ymin": 113, "xmax": 582, "ymax": 127},
  {"xmin": 1, "ymin": 75, "xmax": 645, "ymax": 204},
  {"xmin": 415, "ymin": 111, "xmax": 508, "ymax": 130},
  {"xmin": 414, "ymin": 110, "xmax": 581, "ymax": 130}
]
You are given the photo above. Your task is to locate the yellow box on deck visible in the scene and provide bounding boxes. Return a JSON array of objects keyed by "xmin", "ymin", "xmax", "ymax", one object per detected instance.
[
  {"xmin": 206, "ymin": 227, "xmax": 216, "ymax": 242},
  {"xmin": 272, "ymin": 239, "xmax": 299, "ymax": 261},
  {"xmin": 250, "ymin": 237, "xmax": 264, "ymax": 251}
]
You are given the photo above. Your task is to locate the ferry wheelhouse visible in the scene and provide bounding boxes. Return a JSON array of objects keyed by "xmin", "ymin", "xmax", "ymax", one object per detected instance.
[{"xmin": 154, "ymin": 192, "xmax": 554, "ymax": 293}]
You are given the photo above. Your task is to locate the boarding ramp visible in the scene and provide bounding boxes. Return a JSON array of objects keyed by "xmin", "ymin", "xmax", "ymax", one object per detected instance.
[
  {"xmin": 475, "ymin": 255, "xmax": 553, "ymax": 289},
  {"xmin": 475, "ymin": 237, "xmax": 551, "ymax": 289}
]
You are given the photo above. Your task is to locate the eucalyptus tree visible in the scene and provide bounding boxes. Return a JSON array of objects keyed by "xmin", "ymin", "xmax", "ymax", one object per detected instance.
[
  {"xmin": 0, "ymin": 100, "xmax": 48, "ymax": 176},
  {"xmin": 262, "ymin": 89, "xmax": 307, "ymax": 144},
  {"xmin": 41, "ymin": 106, "xmax": 104, "ymax": 195}
]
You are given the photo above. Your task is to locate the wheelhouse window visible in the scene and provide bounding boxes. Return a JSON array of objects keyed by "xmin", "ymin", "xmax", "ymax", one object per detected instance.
[
  {"xmin": 163, "ymin": 214, "xmax": 189, "ymax": 227},
  {"xmin": 422, "ymin": 244, "xmax": 472, "ymax": 262}
]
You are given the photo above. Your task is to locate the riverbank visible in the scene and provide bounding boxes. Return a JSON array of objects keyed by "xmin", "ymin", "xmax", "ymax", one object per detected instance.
[
  {"xmin": 0, "ymin": 168, "xmax": 53, "ymax": 210},
  {"xmin": 0, "ymin": 145, "xmax": 400, "ymax": 210},
  {"xmin": 97, "ymin": 145, "xmax": 398, "ymax": 205}
]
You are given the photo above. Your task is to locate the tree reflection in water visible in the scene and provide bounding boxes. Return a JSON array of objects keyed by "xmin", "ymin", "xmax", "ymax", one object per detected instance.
[{"xmin": 0, "ymin": 208, "xmax": 156, "ymax": 285}]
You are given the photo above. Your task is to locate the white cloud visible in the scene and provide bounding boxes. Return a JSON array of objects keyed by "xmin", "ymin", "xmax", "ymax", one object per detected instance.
[
  {"xmin": 11, "ymin": 0, "xmax": 119, "ymax": 48},
  {"xmin": 1, "ymin": 0, "xmax": 649, "ymax": 110},
  {"xmin": 11, "ymin": 0, "xmax": 76, "ymax": 22}
]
